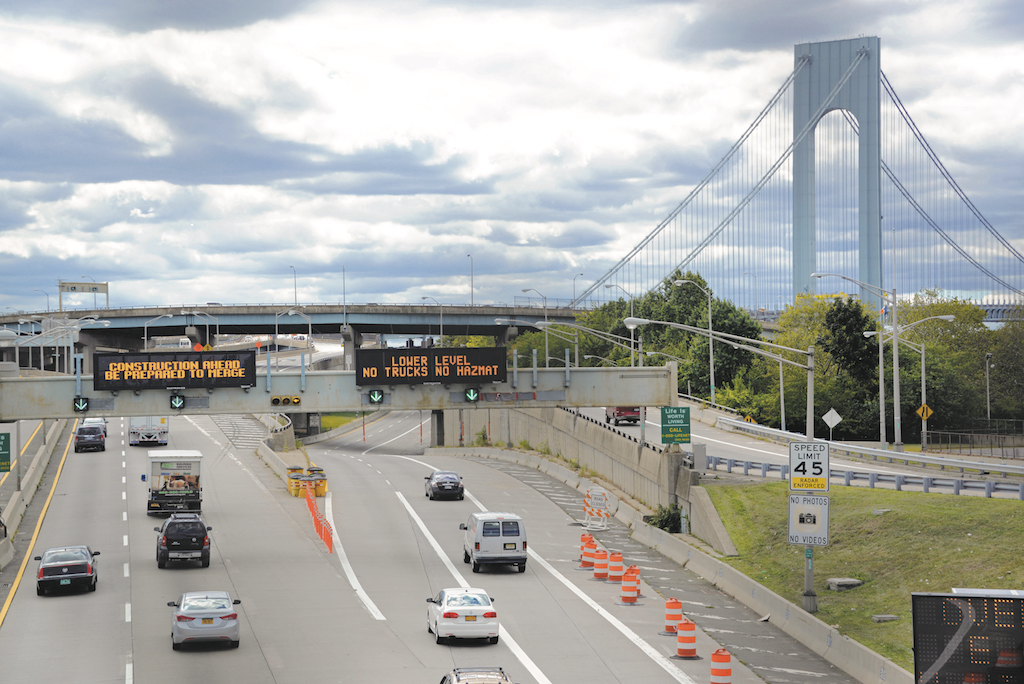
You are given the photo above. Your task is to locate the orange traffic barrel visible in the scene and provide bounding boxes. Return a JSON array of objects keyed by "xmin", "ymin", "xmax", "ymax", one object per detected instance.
[
  {"xmin": 591, "ymin": 549, "xmax": 608, "ymax": 581},
  {"xmin": 606, "ymin": 552, "xmax": 624, "ymax": 583},
  {"xmin": 617, "ymin": 567, "xmax": 641, "ymax": 605},
  {"xmin": 578, "ymin": 533, "xmax": 593, "ymax": 559},
  {"xmin": 578, "ymin": 538, "xmax": 597, "ymax": 570},
  {"xmin": 671, "ymin": 618, "xmax": 700, "ymax": 660},
  {"xmin": 996, "ymin": 650, "xmax": 1023, "ymax": 668},
  {"xmin": 659, "ymin": 598, "xmax": 683, "ymax": 635},
  {"xmin": 962, "ymin": 674, "xmax": 985, "ymax": 684},
  {"xmin": 710, "ymin": 648, "xmax": 732, "ymax": 684}
]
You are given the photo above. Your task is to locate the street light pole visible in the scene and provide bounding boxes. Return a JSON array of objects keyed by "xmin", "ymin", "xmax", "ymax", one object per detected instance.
[
  {"xmin": 290, "ymin": 265, "xmax": 297, "ymax": 306},
  {"xmin": 522, "ymin": 289, "xmax": 548, "ymax": 367},
  {"xmin": 986, "ymin": 353, "xmax": 993, "ymax": 421},
  {"xmin": 35, "ymin": 289, "xmax": 50, "ymax": 312},
  {"xmin": 422, "ymin": 297, "xmax": 443, "ymax": 347},
  {"xmin": 674, "ymin": 280, "xmax": 714, "ymax": 404},
  {"xmin": 143, "ymin": 314, "xmax": 172, "ymax": 350},
  {"xmin": 744, "ymin": 271, "xmax": 759, "ymax": 320},
  {"xmin": 604, "ymin": 284, "xmax": 635, "ymax": 366},
  {"xmin": 572, "ymin": 272, "xmax": 584, "ymax": 304}
]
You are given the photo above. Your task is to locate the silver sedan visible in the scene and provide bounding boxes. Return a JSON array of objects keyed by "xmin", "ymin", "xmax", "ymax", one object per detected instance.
[{"xmin": 168, "ymin": 591, "xmax": 242, "ymax": 650}]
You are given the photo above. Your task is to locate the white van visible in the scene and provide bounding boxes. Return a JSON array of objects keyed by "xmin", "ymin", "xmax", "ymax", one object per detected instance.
[{"xmin": 460, "ymin": 512, "xmax": 527, "ymax": 574}]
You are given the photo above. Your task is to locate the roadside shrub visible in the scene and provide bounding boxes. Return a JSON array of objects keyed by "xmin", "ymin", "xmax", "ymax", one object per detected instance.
[{"xmin": 648, "ymin": 504, "xmax": 683, "ymax": 533}]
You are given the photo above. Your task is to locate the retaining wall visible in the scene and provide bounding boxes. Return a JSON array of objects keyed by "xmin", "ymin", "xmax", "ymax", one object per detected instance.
[{"xmin": 0, "ymin": 419, "xmax": 68, "ymax": 570}]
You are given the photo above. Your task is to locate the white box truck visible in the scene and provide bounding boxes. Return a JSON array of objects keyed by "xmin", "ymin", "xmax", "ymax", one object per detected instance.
[
  {"xmin": 130, "ymin": 416, "xmax": 169, "ymax": 446},
  {"xmin": 147, "ymin": 451, "xmax": 202, "ymax": 514}
]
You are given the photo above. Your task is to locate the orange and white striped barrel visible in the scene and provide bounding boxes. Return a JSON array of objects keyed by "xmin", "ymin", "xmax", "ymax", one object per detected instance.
[
  {"xmin": 606, "ymin": 552, "xmax": 624, "ymax": 583},
  {"xmin": 671, "ymin": 618, "xmax": 700, "ymax": 659},
  {"xmin": 578, "ymin": 533, "xmax": 593, "ymax": 561},
  {"xmin": 659, "ymin": 598, "xmax": 682, "ymax": 635},
  {"xmin": 592, "ymin": 549, "xmax": 608, "ymax": 580},
  {"xmin": 710, "ymin": 648, "xmax": 731, "ymax": 684},
  {"xmin": 618, "ymin": 567, "xmax": 641, "ymax": 605},
  {"xmin": 578, "ymin": 538, "xmax": 597, "ymax": 569}
]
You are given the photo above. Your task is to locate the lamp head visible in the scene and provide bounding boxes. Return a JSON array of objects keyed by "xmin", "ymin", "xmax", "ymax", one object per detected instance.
[
  {"xmin": 623, "ymin": 317, "xmax": 648, "ymax": 330},
  {"xmin": 937, "ymin": 315, "xmax": 955, "ymax": 322},
  {"xmin": 864, "ymin": 331, "xmax": 878, "ymax": 338}
]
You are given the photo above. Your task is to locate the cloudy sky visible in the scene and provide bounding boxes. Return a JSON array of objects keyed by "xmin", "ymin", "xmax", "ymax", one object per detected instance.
[{"xmin": 1, "ymin": 0, "xmax": 1022, "ymax": 314}]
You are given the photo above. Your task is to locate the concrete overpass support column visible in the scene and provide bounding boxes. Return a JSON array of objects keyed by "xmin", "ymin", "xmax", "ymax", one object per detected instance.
[{"xmin": 430, "ymin": 410, "xmax": 445, "ymax": 447}]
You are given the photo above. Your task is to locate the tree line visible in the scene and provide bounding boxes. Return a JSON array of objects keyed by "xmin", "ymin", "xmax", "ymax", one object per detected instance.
[{"xmin": 509, "ymin": 271, "xmax": 1024, "ymax": 442}]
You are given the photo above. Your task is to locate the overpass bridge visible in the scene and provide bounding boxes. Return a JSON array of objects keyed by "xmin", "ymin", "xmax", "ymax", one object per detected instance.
[{"xmin": 0, "ymin": 303, "xmax": 578, "ymax": 374}]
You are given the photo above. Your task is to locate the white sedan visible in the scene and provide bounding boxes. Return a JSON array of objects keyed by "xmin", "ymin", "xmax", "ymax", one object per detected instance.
[
  {"xmin": 426, "ymin": 587, "xmax": 498, "ymax": 644},
  {"xmin": 168, "ymin": 591, "xmax": 242, "ymax": 650}
]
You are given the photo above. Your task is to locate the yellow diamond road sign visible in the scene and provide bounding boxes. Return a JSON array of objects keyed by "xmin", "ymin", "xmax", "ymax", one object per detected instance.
[{"xmin": 916, "ymin": 404, "xmax": 933, "ymax": 421}]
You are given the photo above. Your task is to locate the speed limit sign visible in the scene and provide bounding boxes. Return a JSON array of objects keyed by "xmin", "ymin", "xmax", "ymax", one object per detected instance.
[{"xmin": 789, "ymin": 442, "xmax": 829, "ymax": 492}]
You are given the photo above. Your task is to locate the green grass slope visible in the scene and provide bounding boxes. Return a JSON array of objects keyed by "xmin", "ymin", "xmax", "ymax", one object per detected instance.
[{"xmin": 703, "ymin": 482, "xmax": 1024, "ymax": 669}]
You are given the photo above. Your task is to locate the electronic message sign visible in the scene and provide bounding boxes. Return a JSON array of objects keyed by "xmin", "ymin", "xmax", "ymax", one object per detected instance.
[
  {"xmin": 93, "ymin": 352, "xmax": 257, "ymax": 390},
  {"xmin": 356, "ymin": 348, "xmax": 507, "ymax": 386},
  {"xmin": 913, "ymin": 591, "xmax": 1024, "ymax": 684}
]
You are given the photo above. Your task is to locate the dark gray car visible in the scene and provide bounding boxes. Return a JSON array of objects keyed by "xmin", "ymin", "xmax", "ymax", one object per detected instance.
[{"xmin": 74, "ymin": 426, "xmax": 105, "ymax": 453}]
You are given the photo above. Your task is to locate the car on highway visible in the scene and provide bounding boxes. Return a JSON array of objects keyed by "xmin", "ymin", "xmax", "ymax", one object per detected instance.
[
  {"xmin": 34, "ymin": 545, "xmax": 100, "ymax": 595},
  {"xmin": 426, "ymin": 587, "xmax": 499, "ymax": 645},
  {"xmin": 155, "ymin": 512, "xmax": 212, "ymax": 568},
  {"xmin": 438, "ymin": 667, "xmax": 515, "ymax": 684},
  {"xmin": 82, "ymin": 417, "xmax": 108, "ymax": 436},
  {"xmin": 168, "ymin": 591, "xmax": 241, "ymax": 650},
  {"xmin": 605, "ymin": 406, "xmax": 640, "ymax": 426},
  {"xmin": 73, "ymin": 425, "xmax": 105, "ymax": 452},
  {"xmin": 461, "ymin": 512, "xmax": 527, "ymax": 573},
  {"xmin": 425, "ymin": 470, "xmax": 464, "ymax": 500}
]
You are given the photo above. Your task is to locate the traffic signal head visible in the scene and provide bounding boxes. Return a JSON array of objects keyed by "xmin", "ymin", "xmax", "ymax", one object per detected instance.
[
  {"xmin": 271, "ymin": 396, "xmax": 302, "ymax": 406},
  {"xmin": 170, "ymin": 394, "xmax": 186, "ymax": 410},
  {"xmin": 464, "ymin": 387, "xmax": 481, "ymax": 403},
  {"xmin": 73, "ymin": 397, "xmax": 90, "ymax": 412},
  {"xmin": 368, "ymin": 390, "xmax": 384, "ymax": 405}
]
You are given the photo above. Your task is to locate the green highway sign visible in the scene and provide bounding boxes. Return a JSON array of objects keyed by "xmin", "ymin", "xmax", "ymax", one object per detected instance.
[
  {"xmin": 73, "ymin": 397, "xmax": 90, "ymax": 412},
  {"xmin": 0, "ymin": 431, "xmax": 10, "ymax": 473},
  {"xmin": 170, "ymin": 395, "xmax": 185, "ymax": 410},
  {"xmin": 464, "ymin": 388, "xmax": 480, "ymax": 403},
  {"xmin": 660, "ymin": 406, "xmax": 691, "ymax": 444},
  {"xmin": 368, "ymin": 390, "xmax": 384, "ymax": 405}
]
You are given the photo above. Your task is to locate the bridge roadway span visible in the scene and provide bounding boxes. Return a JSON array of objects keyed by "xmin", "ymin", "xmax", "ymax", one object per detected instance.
[
  {"xmin": 0, "ymin": 303, "xmax": 578, "ymax": 356},
  {"xmin": 0, "ymin": 412, "xmax": 861, "ymax": 684}
]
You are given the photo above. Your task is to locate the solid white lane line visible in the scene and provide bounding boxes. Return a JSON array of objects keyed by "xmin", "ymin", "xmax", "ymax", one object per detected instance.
[
  {"xmin": 462, "ymin": 489, "xmax": 698, "ymax": 684},
  {"xmin": 395, "ymin": 492, "xmax": 553, "ymax": 684},
  {"xmin": 360, "ymin": 417, "xmax": 428, "ymax": 455},
  {"xmin": 324, "ymin": 492, "xmax": 386, "ymax": 621}
]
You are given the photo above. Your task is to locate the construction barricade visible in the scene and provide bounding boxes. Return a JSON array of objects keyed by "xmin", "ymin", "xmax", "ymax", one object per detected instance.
[
  {"xmin": 304, "ymin": 482, "xmax": 334, "ymax": 553},
  {"xmin": 583, "ymin": 486, "xmax": 611, "ymax": 531}
]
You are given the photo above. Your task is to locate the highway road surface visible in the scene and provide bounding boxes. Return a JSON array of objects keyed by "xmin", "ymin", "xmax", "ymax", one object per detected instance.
[{"xmin": 0, "ymin": 410, "xmax": 860, "ymax": 684}]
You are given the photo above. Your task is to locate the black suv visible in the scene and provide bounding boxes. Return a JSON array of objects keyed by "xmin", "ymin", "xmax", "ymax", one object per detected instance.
[
  {"xmin": 155, "ymin": 513, "xmax": 212, "ymax": 568},
  {"xmin": 74, "ymin": 425, "xmax": 105, "ymax": 452}
]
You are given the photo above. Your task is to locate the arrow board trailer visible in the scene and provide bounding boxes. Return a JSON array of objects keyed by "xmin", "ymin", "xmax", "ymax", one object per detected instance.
[
  {"xmin": 147, "ymin": 451, "xmax": 202, "ymax": 514},
  {"xmin": 130, "ymin": 416, "xmax": 169, "ymax": 446}
]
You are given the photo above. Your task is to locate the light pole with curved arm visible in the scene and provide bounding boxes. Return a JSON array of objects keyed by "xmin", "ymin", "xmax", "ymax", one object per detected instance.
[
  {"xmin": 865, "ymin": 314, "xmax": 954, "ymax": 449},
  {"xmin": 604, "ymin": 284, "xmax": 635, "ymax": 366},
  {"xmin": 674, "ymin": 279, "xmax": 714, "ymax": 404},
  {"xmin": 812, "ymin": 272, "xmax": 908, "ymax": 450},
  {"xmin": 521, "ymin": 288, "xmax": 548, "ymax": 367},
  {"xmin": 422, "ymin": 297, "xmax": 443, "ymax": 347},
  {"xmin": 572, "ymin": 272, "xmax": 584, "ymax": 304},
  {"xmin": 81, "ymin": 275, "xmax": 98, "ymax": 308},
  {"xmin": 143, "ymin": 314, "xmax": 173, "ymax": 350},
  {"xmin": 34, "ymin": 289, "xmax": 50, "ymax": 312}
]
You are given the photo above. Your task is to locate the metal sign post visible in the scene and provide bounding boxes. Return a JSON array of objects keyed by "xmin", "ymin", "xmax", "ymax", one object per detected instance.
[{"xmin": 789, "ymin": 442, "xmax": 830, "ymax": 614}]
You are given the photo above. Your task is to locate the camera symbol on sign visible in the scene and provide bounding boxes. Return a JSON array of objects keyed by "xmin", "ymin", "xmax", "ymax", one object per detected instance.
[{"xmin": 798, "ymin": 512, "xmax": 817, "ymax": 525}]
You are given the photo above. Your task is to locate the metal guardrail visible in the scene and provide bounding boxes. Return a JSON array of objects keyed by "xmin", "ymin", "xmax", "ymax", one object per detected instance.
[
  {"xmin": 717, "ymin": 417, "xmax": 1024, "ymax": 479},
  {"xmin": 707, "ymin": 456, "xmax": 1024, "ymax": 500}
]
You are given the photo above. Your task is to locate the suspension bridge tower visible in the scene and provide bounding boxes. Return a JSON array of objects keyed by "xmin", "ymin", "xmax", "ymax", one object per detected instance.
[{"xmin": 793, "ymin": 37, "xmax": 882, "ymax": 302}]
